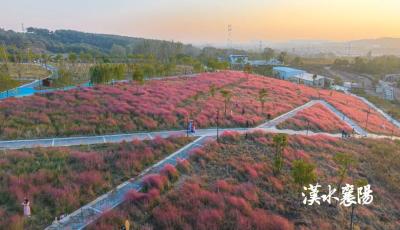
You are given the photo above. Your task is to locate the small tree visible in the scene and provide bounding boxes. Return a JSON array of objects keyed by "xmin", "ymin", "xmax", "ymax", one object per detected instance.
[
  {"xmin": 68, "ymin": 53, "xmax": 78, "ymax": 64},
  {"xmin": 132, "ymin": 67, "xmax": 145, "ymax": 94},
  {"xmin": 258, "ymin": 88, "xmax": 268, "ymax": 114},
  {"xmin": 209, "ymin": 84, "xmax": 217, "ymax": 97},
  {"xmin": 333, "ymin": 153, "xmax": 356, "ymax": 193},
  {"xmin": 244, "ymin": 64, "xmax": 252, "ymax": 74},
  {"xmin": 220, "ymin": 89, "xmax": 232, "ymax": 117},
  {"xmin": 272, "ymin": 134, "xmax": 288, "ymax": 175},
  {"xmin": 291, "ymin": 159, "xmax": 317, "ymax": 190},
  {"xmin": 350, "ymin": 179, "xmax": 368, "ymax": 230},
  {"xmin": 0, "ymin": 44, "xmax": 9, "ymax": 71}
]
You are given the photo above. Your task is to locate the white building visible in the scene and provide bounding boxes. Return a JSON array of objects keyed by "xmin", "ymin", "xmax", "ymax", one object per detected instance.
[
  {"xmin": 376, "ymin": 80, "xmax": 395, "ymax": 101},
  {"xmin": 343, "ymin": 82, "xmax": 363, "ymax": 90}
]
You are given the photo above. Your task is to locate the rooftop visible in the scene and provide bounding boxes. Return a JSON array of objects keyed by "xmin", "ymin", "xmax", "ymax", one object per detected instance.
[{"xmin": 273, "ymin": 66, "xmax": 306, "ymax": 74}]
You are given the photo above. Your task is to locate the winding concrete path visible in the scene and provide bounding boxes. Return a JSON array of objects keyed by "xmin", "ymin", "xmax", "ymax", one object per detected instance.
[
  {"xmin": 46, "ymin": 136, "xmax": 211, "ymax": 230},
  {"xmin": 0, "ymin": 99, "xmax": 397, "ymax": 150},
  {"xmin": 37, "ymin": 98, "xmax": 399, "ymax": 230}
]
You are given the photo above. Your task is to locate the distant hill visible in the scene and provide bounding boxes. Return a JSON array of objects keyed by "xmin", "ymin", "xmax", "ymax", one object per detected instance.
[
  {"xmin": 0, "ymin": 27, "xmax": 201, "ymax": 58},
  {"xmin": 350, "ymin": 37, "xmax": 400, "ymax": 48},
  {"xmin": 268, "ymin": 37, "xmax": 400, "ymax": 57}
]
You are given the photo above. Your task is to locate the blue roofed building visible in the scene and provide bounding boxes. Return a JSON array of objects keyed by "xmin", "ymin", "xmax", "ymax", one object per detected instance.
[
  {"xmin": 273, "ymin": 66, "xmax": 333, "ymax": 88},
  {"xmin": 272, "ymin": 67, "xmax": 306, "ymax": 80}
]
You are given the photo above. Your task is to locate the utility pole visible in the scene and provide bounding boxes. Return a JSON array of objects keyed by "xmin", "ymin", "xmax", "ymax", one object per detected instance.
[
  {"xmin": 306, "ymin": 120, "xmax": 310, "ymax": 136},
  {"xmin": 365, "ymin": 107, "xmax": 371, "ymax": 130},
  {"xmin": 391, "ymin": 128, "xmax": 394, "ymax": 140}
]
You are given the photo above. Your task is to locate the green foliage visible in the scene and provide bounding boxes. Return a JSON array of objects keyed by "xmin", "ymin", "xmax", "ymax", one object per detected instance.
[
  {"xmin": 89, "ymin": 64, "xmax": 126, "ymax": 84},
  {"xmin": 52, "ymin": 67, "xmax": 73, "ymax": 87},
  {"xmin": 277, "ymin": 52, "xmax": 288, "ymax": 64},
  {"xmin": 132, "ymin": 67, "xmax": 145, "ymax": 85},
  {"xmin": 206, "ymin": 58, "xmax": 229, "ymax": 71},
  {"xmin": 0, "ymin": 64, "xmax": 18, "ymax": 91},
  {"xmin": 291, "ymin": 56, "xmax": 303, "ymax": 66},
  {"xmin": 291, "ymin": 159, "xmax": 317, "ymax": 188},
  {"xmin": 272, "ymin": 134, "xmax": 288, "ymax": 175},
  {"xmin": 258, "ymin": 88, "xmax": 268, "ymax": 113},
  {"xmin": 209, "ymin": 84, "xmax": 217, "ymax": 97},
  {"xmin": 68, "ymin": 53, "xmax": 77, "ymax": 63},
  {"xmin": 243, "ymin": 64, "xmax": 252, "ymax": 73},
  {"xmin": 333, "ymin": 153, "xmax": 356, "ymax": 189},
  {"xmin": 334, "ymin": 56, "xmax": 400, "ymax": 76},
  {"xmin": 220, "ymin": 89, "xmax": 232, "ymax": 116}
]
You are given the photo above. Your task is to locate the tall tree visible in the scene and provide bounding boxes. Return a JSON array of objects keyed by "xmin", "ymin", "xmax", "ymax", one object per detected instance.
[
  {"xmin": 132, "ymin": 66, "xmax": 145, "ymax": 94},
  {"xmin": 350, "ymin": 179, "xmax": 368, "ymax": 230},
  {"xmin": 258, "ymin": 88, "xmax": 268, "ymax": 114},
  {"xmin": 333, "ymin": 153, "xmax": 356, "ymax": 194},
  {"xmin": 220, "ymin": 89, "xmax": 232, "ymax": 117}
]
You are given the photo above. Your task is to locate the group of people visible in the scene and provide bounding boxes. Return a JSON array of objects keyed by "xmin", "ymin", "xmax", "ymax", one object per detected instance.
[{"xmin": 342, "ymin": 128, "xmax": 355, "ymax": 138}]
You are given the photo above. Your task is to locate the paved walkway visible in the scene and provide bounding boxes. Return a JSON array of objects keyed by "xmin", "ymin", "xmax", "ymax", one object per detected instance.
[
  {"xmin": 0, "ymin": 100, "xmax": 397, "ymax": 150},
  {"xmin": 348, "ymin": 92, "xmax": 400, "ymax": 129},
  {"xmin": 30, "ymin": 99, "xmax": 399, "ymax": 230},
  {"xmin": 46, "ymin": 136, "xmax": 211, "ymax": 230},
  {"xmin": 0, "ymin": 64, "xmax": 57, "ymax": 99}
]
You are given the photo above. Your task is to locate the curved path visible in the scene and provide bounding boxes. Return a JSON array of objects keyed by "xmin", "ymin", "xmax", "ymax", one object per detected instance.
[
  {"xmin": 0, "ymin": 99, "xmax": 397, "ymax": 150},
  {"xmin": 33, "ymin": 99, "xmax": 398, "ymax": 229},
  {"xmin": 0, "ymin": 64, "xmax": 57, "ymax": 99}
]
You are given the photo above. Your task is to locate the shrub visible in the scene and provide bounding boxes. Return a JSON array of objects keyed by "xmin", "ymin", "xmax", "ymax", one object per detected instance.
[
  {"xmin": 160, "ymin": 164, "xmax": 179, "ymax": 182},
  {"xmin": 176, "ymin": 158, "xmax": 191, "ymax": 173},
  {"xmin": 142, "ymin": 174, "xmax": 168, "ymax": 192}
]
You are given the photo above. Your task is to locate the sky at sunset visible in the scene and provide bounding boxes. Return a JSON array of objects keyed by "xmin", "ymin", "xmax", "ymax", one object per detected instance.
[{"xmin": 2, "ymin": 0, "xmax": 400, "ymax": 43}]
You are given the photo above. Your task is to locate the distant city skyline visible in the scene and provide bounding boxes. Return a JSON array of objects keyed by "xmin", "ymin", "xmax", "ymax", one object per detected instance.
[{"xmin": 2, "ymin": 0, "xmax": 400, "ymax": 44}]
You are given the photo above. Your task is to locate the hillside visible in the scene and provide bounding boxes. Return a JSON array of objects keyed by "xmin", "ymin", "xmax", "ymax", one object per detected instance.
[
  {"xmin": 90, "ymin": 132, "xmax": 400, "ymax": 230},
  {"xmin": 0, "ymin": 71, "xmax": 399, "ymax": 140},
  {"xmin": 0, "ymin": 28, "xmax": 200, "ymax": 58},
  {"xmin": 0, "ymin": 136, "xmax": 193, "ymax": 229},
  {"xmin": 277, "ymin": 103, "xmax": 352, "ymax": 133}
]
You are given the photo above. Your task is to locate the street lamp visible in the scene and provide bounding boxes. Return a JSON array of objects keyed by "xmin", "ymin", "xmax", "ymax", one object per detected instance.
[
  {"xmin": 216, "ymin": 109, "xmax": 220, "ymax": 143},
  {"xmin": 186, "ymin": 116, "xmax": 189, "ymax": 137}
]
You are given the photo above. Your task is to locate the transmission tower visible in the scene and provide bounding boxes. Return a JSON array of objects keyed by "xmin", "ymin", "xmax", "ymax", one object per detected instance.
[
  {"xmin": 227, "ymin": 24, "xmax": 232, "ymax": 51},
  {"xmin": 347, "ymin": 42, "xmax": 352, "ymax": 57},
  {"xmin": 21, "ymin": 23, "xmax": 25, "ymax": 33}
]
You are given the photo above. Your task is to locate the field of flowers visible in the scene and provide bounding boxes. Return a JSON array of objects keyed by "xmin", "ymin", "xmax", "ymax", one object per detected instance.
[
  {"xmin": 277, "ymin": 103, "xmax": 353, "ymax": 133},
  {"xmin": 0, "ymin": 71, "xmax": 398, "ymax": 140},
  {"xmin": 0, "ymin": 136, "xmax": 192, "ymax": 229},
  {"xmin": 90, "ymin": 132, "xmax": 400, "ymax": 230},
  {"xmin": 318, "ymin": 90, "xmax": 400, "ymax": 136}
]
